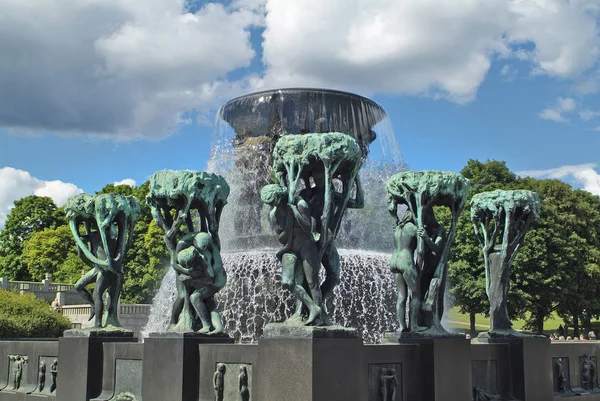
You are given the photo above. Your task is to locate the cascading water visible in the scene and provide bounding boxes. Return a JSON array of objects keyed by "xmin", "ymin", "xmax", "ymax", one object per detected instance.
[{"xmin": 142, "ymin": 88, "xmax": 407, "ymax": 343}]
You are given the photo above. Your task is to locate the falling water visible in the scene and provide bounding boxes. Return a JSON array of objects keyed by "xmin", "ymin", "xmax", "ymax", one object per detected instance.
[
  {"xmin": 143, "ymin": 249, "xmax": 399, "ymax": 344},
  {"xmin": 142, "ymin": 88, "xmax": 407, "ymax": 343}
]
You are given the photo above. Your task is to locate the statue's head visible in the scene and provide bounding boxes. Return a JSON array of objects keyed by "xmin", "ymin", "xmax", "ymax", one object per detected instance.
[
  {"xmin": 177, "ymin": 246, "xmax": 200, "ymax": 269},
  {"xmin": 260, "ymin": 184, "xmax": 287, "ymax": 206},
  {"xmin": 217, "ymin": 363, "xmax": 226, "ymax": 373}
]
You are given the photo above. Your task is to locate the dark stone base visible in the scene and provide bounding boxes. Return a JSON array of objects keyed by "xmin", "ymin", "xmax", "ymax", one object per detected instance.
[
  {"xmin": 262, "ymin": 323, "xmax": 358, "ymax": 339},
  {"xmin": 256, "ymin": 336, "xmax": 364, "ymax": 400},
  {"xmin": 477, "ymin": 336, "xmax": 552, "ymax": 401},
  {"xmin": 63, "ymin": 327, "xmax": 134, "ymax": 338},
  {"xmin": 141, "ymin": 332, "xmax": 233, "ymax": 401},
  {"xmin": 57, "ymin": 335, "xmax": 136, "ymax": 401}
]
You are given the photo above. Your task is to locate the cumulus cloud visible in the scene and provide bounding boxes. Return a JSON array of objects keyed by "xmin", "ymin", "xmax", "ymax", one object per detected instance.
[
  {"xmin": 0, "ymin": 0, "xmax": 263, "ymax": 140},
  {"xmin": 113, "ymin": 179, "xmax": 136, "ymax": 187},
  {"xmin": 0, "ymin": 167, "xmax": 83, "ymax": 228},
  {"xmin": 518, "ymin": 163, "xmax": 600, "ymax": 195},
  {"xmin": 2, "ymin": 0, "xmax": 600, "ymax": 138},
  {"xmin": 539, "ymin": 97, "xmax": 577, "ymax": 122},
  {"xmin": 257, "ymin": 0, "xmax": 600, "ymax": 102}
]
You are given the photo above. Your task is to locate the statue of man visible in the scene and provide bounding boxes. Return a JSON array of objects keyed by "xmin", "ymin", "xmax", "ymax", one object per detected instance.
[
  {"xmin": 262, "ymin": 184, "xmax": 323, "ymax": 325},
  {"xmin": 300, "ymin": 169, "xmax": 363, "ymax": 303},
  {"xmin": 73, "ymin": 224, "xmax": 121, "ymax": 327},
  {"xmin": 213, "ymin": 363, "xmax": 225, "ymax": 401},
  {"xmin": 174, "ymin": 232, "xmax": 226, "ymax": 334},
  {"xmin": 389, "ymin": 206, "xmax": 421, "ymax": 332},
  {"xmin": 12, "ymin": 356, "xmax": 23, "ymax": 390},
  {"xmin": 418, "ymin": 206, "xmax": 447, "ymax": 324},
  {"xmin": 37, "ymin": 360, "xmax": 46, "ymax": 392}
]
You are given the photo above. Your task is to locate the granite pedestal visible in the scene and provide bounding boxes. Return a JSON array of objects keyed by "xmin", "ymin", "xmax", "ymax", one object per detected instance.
[
  {"xmin": 396, "ymin": 336, "xmax": 472, "ymax": 401},
  {"xmin": 141, "ymin": 332, "xmax": 234, "ymax": 401},
  {"xmin": 255, "ymin": 323, "xmax": 363, "ymax": 401},
  {"xmin": 57, "ymin": 330, "xmax": 135, "ymax": 401},
  {"xmin": 478, "ymin": 336, "xmax": 552, "ymax": 401}
]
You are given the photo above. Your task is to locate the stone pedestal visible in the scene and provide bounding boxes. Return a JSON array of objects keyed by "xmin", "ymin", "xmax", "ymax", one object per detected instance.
[
  {"xmin": 141, "ymin": 333, "xmax": 234, "ymax": 401},
  {"xmin": 478, "ymin": 336, "xmax": 552, "ymax": 401},
  {"xmin": 57, "ymin": 330, "xmax": 135, "ymax": 401},
  {"xmin": 255, "ymin": 323, "xmax": 363, "ymax": 401},
  {"xmin": 397, "ymin": 337, "xmax": 472, "ymax": 401}
]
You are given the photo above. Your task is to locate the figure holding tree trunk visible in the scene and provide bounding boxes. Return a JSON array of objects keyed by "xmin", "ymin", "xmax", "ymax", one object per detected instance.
[
  {"xmin": 386, "ymin": 171, "xmax": 470, "ymax": 337},
  {"xmin": 263, "ymin": 133, "xmax": 363, "ymax": 327},
  {"xmin": 147, "ymin": 170, "xmax": 230, "ymax": 333},
  {"xmin": 470, "ymin": 189, "xmax": 540, "ymax": 337},
  {"xmin": 66, "ymin": 193, "xmax": 140, "ymax": 330}
]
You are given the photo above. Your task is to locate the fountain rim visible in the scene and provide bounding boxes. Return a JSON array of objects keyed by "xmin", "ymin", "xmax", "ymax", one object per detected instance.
[{"xmin": 220, "ymin": 87, "xmax": 387, "ymax": 115}]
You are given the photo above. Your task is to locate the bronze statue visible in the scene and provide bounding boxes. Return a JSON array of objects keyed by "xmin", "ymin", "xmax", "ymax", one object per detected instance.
[
  {"xmin": 66, "ymin": 193, "xmax": 140, "ymax": 329},
  {"xmin": 147, "ymin": 170, "xmax": 229, "ymax": 333},
  {"xmin": 50, "ymin": 359, "xmax": 57, "ymax": 393},
  {"xmin": 554, "ymin": 358, "xmax": 568, "ymax": 393},
  {"xmin": 581, "ymin": 355, "xmax": 596, "ymax": 391},
  {"xmin": 471, "ymin": 190, "xmax": 539, "ymax": 336},
  {"xmin": 37, "ymin": 360, "xmax": 46, "ymax": 392},
  {"xmin": 379, "ymin": 368, "xmax": 398, "ymax": 401},
  {"xmin": 389, "ymin": 209, "xmax": 420, "ymax": 332},
  {"xmin": 386, "ymin": 171, "xmax": 469, "ymax": 336},
  {"xmin": 261, "ymin": 184, "xmax": 323, "ymax": 325},
  {"xmin": 239, "ymin": 365, "xmax": 250, "ymax": 401},
  {"xmin": 12, "ymin": 356, "xmax": 24, "ymax": 390},
  {"xmin": 174, "ymin": 232, "xmax": 226, "ymax": 334},
  {"xmin": 213, "ymin": 363, "xmax": 225, "ymax": 401},
  {"xmin": 263, "ymin": 133, "xmax": 364, "ymax": 326}
]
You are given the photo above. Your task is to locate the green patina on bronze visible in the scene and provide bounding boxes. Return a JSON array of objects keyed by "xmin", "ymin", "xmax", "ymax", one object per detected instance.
[
  {"xmin": 65, "ymin": 193, "xmax": 140, "ymax": 329},
  {"xmin": 386, "ymin": 170, "xmax": 470, "ymax": 337},
  {"xmin": 263, "ymin": 133, "xmax": 365, "ymax": 327},
  {"xmin": 271, "ymin": 133, "xmax": 363, "ymax": 249},
  {"xmin": 146, "ymin": 170, "xmax": 230, "ymax": 333},
  {"xmin": 471, "ymin": 189, "xmax": 540, "ymax": 336}
]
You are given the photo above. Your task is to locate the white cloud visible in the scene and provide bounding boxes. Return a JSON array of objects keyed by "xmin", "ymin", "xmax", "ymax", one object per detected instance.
[
  {"xmin": 500, "ymin": 64, "xmax": 518, "ymax": 81},
  {"xmin": 113, "ymin": 179, "xmax": 136, "ymax": 187},
  {"xmin": 257, "ymin": 0, "xmax": 600, "ymax": 102},
  {"xmin": 0, "ymin": 167, "xmax": 83, "ymax": 228},
  {"xmin": 579, "ymin": 109, "xmax": 600, "ymax": 121},
  {"xmin": 539, "ymin": 97, "xmax": 577, "ymax": 122},
  {"xmin": 518, "ymin": 163, "xmax": 600, "ymax": 195},
  {"xmin": 2, "ymin": 0, "xmax": 600, "ymax": 138},
  {"xmin": 0, "ymin": 0, "xmax": 263, "ymax": 140}
]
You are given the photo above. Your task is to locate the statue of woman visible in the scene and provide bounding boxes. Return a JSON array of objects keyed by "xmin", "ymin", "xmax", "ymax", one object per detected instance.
[{"xmin": 389, "ymin": 207, "xmax": 420, "ymax": 332}]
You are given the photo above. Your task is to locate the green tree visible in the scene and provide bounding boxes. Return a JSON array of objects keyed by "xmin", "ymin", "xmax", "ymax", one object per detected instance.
[
  {"xmin": 0, "ymin": 196, "xmax": 66, "ymax": 280},
  {"xmin": 21, "ymin": 225, "xmax": 87, "ymax": 282}
]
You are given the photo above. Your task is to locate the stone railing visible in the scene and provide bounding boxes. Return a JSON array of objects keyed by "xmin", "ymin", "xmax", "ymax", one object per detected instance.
[
  {"xmin": 61, "ymin": 304, "xmax": 152, "ymax": 336},
  {"xmin": 1, "ymin": 276, "xmax": 81, "ymax": 304}
]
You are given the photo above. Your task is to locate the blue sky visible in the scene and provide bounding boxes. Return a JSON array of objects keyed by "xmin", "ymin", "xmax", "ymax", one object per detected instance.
[{"xmin": 1, "ymin": 0, "xmax": 600, "ymax": 225}]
